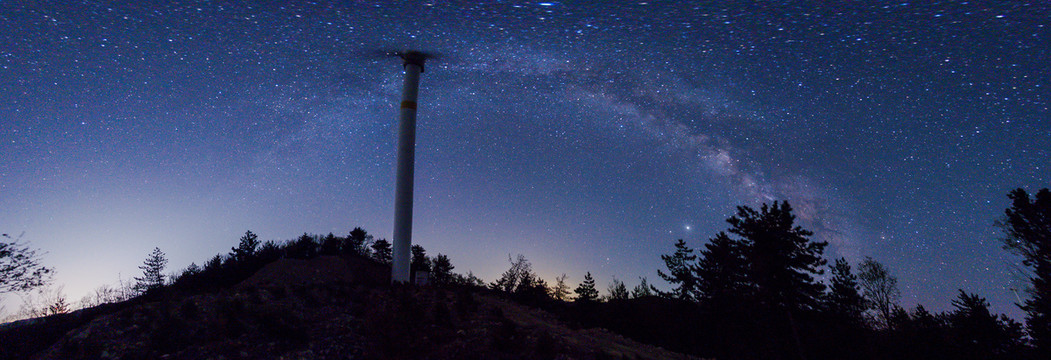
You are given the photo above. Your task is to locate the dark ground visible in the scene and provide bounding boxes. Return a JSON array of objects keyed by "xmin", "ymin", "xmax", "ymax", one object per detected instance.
[{"xmin": 1, "ymin": 256, "xmax": 697, "ymax": 360}]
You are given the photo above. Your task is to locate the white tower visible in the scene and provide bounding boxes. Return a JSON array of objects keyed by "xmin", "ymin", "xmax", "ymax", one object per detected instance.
[{"xmin": 391, "ymin": 51, "xmax": 430, "ymax": 284}]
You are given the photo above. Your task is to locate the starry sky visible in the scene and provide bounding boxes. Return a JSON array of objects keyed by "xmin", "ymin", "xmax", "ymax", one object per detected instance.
[{"xmin": 1, "ymin": 1, "xmax": 1047, "ymax": 319}]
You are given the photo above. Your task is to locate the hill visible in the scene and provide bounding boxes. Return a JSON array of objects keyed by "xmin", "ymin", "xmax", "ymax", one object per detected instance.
[{"xmin": 2, "ymin": 255, "xmax": 698, "ymax": 360}]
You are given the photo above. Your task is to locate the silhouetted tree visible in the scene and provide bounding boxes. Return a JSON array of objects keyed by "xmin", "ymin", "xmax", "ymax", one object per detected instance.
[
  {"xmin": 574, "ymin": 272, "xmax": 599, "ymax": 302},
  {"xmin": 728, "ymin": 201, "xmax": 827, "ymax": 311},
  {"xmin": 999, "ymin": 187, "xmax": 1051, "ymax": 354},
  {"xmin": 14, "ymin": 285, "xmax": 69, "ymax": 319},
  {"xmin": 910, "ymin": 304, "xmax": 942, "ymax": 331},
  {"xmin": 886, "ymin": 305, "xmax": 951, "ymax": 360},
  {"xmin": 46, "ymin": 295, "xmax": 69, "ymax": 316},
  {"xmin": 716, "ymin": 201, "xmax": 827, "ymax": 360},
  {"xmin": 490, "ymin": 254, "xmax": 534, "ymax": 293},
  {"xmin": 411, "ymin": 244, "xmax": 430, "ymax": 272},
  {"xmin": 655, "ymin": 239, "xmax": 697, "ymax": 301},
  {"xmin": 133, "ymin": 247, "xmax": 167, "ymax": 293},
  {"xmin": 80, "ymin": 284, "xmax": 120, "ymax": 308},
  {"xmin": 431, "ymin": 253, "xmax": 454, "ymax": 285},
  {"xmin": 204, "ymin": 254, "xmax": 224, "ymax": 272},
  {"xmin": 631, "ymin": 277, "xmax": 654, "ymax": 298},
  {"xmin": 181, "ymin": 262, "xmax": 201, "ymax": 277},
  {"xmin": 230, "ymin": 230, "xmax": 260, "ymax": 262},
  {"xmin": 947, "ymin": 290, "xmax": 1026, "ymax": 359},
  {"xmin": 607, "ymin": 277, "xmax": 629, "ymax": 301},
  {"xmin": 347, "ymin": 227, "xmax": 372, "ymax": 256},
  {"xmin": 516, "ymin": 274, "xmax": 550, "ymax": 303},
  {"xmin": 319, "ymin": 232, "xmax": 343, "ymax": 256},
  {"xmin": 256, "ymin": 240, "xmax": 283, "ymax": 263},
  {"xmin": 452, "ymin": 270, "xmax": 486, "ymax": 287},
  {"xmin": 553, "ymin": 273, "xmax": 571, "ymax": 301},
  {"xmin": 858, "ymin": 256, "xmax": 901, "ymax": 328},
  {"xmin": 0, "ymin": 233, "xmax": 53, "ymax": 296},
  {"xmin": 489, "ymin": 254, "xmax": 548, "ymax": 303},
  {"xmin": 371, "ymin": 239, "xmax": 392, "ymax": 264},
  {"xmin": 825, "ymin": 258, "xmax": 866, "ymax": 324},
  {"xmin": 287, "ymin": 233, "xmax": 318, "ymax": 259},
  {"xmin": 694, "ymin": 232, "xmax": 748, "ymax": 306}
]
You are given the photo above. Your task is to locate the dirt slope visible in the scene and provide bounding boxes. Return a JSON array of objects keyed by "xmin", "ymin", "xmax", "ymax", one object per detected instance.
[{"xmin": 26, "ymin": 256, "xmax": 701, "ymax": 359}]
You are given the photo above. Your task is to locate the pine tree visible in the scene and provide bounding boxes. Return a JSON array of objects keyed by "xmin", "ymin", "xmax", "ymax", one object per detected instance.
[
  {"xmin": 46, "ymin": 295, "xmax": 69, "ymax": 315},
  {"xmin": 133, "ymin": 247, "xmax": 168, "ymax": 293},
  {"xmin": 728, "ymin": 201, "xmax": 827, "ymax": 311},
  {"xmin": 694, "ymin": 232, "xmax": 748, "ymax": 305},
  {"xmin": 456, "ymin": 271, "xmax": 486, "ymax": 287},
  {"xmin": 656, "ymin": 239, "xmax": 698, "ymax": 301},
  {"xmin": 182, "ymin": 262, "xmax": 201, "ymax": 277},
  {"xmin": 999, "ymin": 188, "xmax": 1051, "ymax": 355},
  {"xmin": 411, "ymin": 244, "xmax": 430, "ymax": 272},
  {"xmin": 631, "ymin": 277, "xmax": 654, "ymax": 298},
  {"xmin": 717, "ymin": 201, "xmax": 826, "ymax": 360},
  {"xmin": 825, "ymin": 258, "xmax": 866, "ymax": 323},
  {"xmin": 287, "ymin": 233, "xmax": 318, "ymax": 259},
  {"xmin": 517, "ymin": 274, "xmax": 550, "ymax": 302},
  {"xmin": 574, "ymin": 272, "xmax": 599, "ymax": 302},
  {"xmin": 256, "ymin": 240, "xmax": 283, "ymax": 262},
  {"xmin": 553, "ymin": 273, "xmax": 571, "ymax": 301},
  {"xmin": 204, "ymin": 253, "xmax": 224, "ymax": 272},
  {"xmin": 371, "ymin": 239, "xmax": 392, "ymax": 264},
  {"xmin": 231, "ymin": 230, "xmax": 260, "ymax": 262},
  {"xmin": 431, "ymin": 253, "xmax": 454, "ymax": 285},
  {"xmin": 948, "ymin": 290, "xmax": 1026, "ymax": 359},
  {"xmin": 347, "ymin": 227, "xmax": 372, "ymax": 256},
  {"xmin": 319, "ymin": 232, "xmax": 343, "ymax": 255}
]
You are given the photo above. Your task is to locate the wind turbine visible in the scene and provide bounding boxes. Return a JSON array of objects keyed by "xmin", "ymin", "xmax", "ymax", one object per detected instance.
[{"xmin": 386, "ymin": 50, "xmax": 438, "ymax": 284}]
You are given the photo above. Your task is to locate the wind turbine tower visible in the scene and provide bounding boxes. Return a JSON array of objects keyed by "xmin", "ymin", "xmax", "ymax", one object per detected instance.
[{"xmin": 390, "ymin": 50, "xmax": 434, "ymax": 284}]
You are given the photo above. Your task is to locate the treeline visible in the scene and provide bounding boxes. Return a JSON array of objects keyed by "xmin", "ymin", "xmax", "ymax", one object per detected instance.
[
  {"xmin": 163, "ymin": 229, "xmax": 380, "ymax": 295},
  {"xmin": 13, "ymin": 226, "xmax": 485, "ymax": 316},
  {"xmin": 151, "ymin": 228, "xmax": 485, "ymax": 297},
  {"xmin": 7, "ymin": 188, "xmax": 1047, "ymax": 360},
  {"xmin": 625, "ymin": 201, "xmax": 1029, "ymax": 360},
  {"xmin": 472, "ymin": 189, "xmax": 1050, "ymax": 360},
  {"xmin": 0, "ymin": 227, "xmax": 491, "ymax": 359}
]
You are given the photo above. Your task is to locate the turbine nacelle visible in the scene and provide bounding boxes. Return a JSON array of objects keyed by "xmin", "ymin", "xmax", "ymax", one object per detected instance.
[{"xmin": 372, "ymin": 49, "xmax": 442, "ymax": 72}]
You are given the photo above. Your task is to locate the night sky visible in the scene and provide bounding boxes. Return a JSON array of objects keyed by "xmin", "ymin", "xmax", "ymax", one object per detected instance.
[{"xmin": 1, "ymin": 1, "xmax": 1047, "ymax": 319}]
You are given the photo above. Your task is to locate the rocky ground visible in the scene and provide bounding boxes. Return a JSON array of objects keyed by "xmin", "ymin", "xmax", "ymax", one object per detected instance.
[{"xmin": 9, "ymin": 256, "xmax": 699, "ymax": 360}]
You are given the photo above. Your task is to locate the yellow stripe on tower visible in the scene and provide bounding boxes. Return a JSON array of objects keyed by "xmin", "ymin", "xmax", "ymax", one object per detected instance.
[{"xmin": 401, "ymin": 100, "xmax": 417, "ymax": 109}]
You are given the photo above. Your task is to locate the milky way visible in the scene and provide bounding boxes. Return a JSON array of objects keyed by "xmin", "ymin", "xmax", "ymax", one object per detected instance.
[{"xmin": 1, "ymin": 1, "xmax": 1047, "ymax": 318}]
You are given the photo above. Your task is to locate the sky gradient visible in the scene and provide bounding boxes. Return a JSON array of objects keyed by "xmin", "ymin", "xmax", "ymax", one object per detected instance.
[{"xmin": 1, "ymin": 1, "xmax": 1048, "ymax": 319}]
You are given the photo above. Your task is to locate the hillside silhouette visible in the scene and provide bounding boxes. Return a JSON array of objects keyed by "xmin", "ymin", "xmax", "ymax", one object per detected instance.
[
  {"xmin": 0, "ymin": 232, "xmax": 696, "ymax": 360},
  {"xmin": 2, "ymin": 188, "xmax": 1049, "ymax": 359}
]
